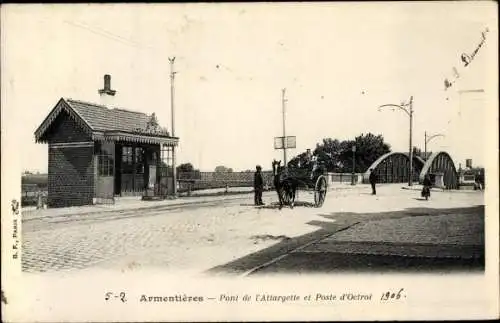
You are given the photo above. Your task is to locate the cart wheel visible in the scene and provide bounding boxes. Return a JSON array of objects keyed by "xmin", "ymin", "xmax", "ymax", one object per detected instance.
[{"xmin": 314, "ymin": 175, "xmax": 327, "ymax": 207}]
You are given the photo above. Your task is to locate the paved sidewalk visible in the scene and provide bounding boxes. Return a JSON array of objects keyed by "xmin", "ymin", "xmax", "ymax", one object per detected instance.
[
  {"xmin": 304, "ymin": 210, "xmax": 484, "ymax": 259},
  {"xmin": 21, "ymin": 193, "xmax": 255, "ymax": 221},
  {"xmin": 248, "ymin": 205, "xmax": 485, "ymax": 274}
]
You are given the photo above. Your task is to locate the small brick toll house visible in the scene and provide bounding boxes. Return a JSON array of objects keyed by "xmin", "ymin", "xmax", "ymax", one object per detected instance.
[{"xmin": 34, "ymin": 75, "xmax": 179, "ymax": 208}]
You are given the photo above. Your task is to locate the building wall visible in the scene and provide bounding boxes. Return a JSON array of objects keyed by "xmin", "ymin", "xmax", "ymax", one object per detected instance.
[
  {"xmin": 46, "ymin": 112, "xmax": 95, "ymax": 207},
  {"xmin": 44, "ymin": 110, "xmax": 92, "ymax": 143}
]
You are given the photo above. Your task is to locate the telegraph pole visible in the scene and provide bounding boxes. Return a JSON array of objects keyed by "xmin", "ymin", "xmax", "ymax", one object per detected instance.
[
  {"xmin": 409, "ymin": 96, "xmax": 413, "ymax": 186},
  {"xmin": 424, "ymin": 131, "xmax": 427, "ymax": 161},
  {"xmin": 169, "ymin": 56, "xmax": 177, "ymax": 197},
  {"xmin": 282, "ymin": 88, "xmax": 288, "ymax": 166}
]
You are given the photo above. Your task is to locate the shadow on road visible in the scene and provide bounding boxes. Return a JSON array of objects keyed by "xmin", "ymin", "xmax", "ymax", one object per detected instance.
[
  {"xmin": 206, "ymin": 205, "xmax": 485, "ymax": 276},
  {"xmin": 251, "ymin": 234, "xmax": 291, "ymax": 241},
  {"xmin": 257, "ymin": 201, "xmax": 316, "ymax": 210}
]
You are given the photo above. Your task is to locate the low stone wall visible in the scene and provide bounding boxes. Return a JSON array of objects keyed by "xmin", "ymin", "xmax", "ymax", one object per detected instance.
[
  {"xmin": 327, "ymin": 173, "xmax": 363, "ymax": 185},
  {"xmin": 177, "ymin": 171, "xmax": 275, "ymax": 192}
]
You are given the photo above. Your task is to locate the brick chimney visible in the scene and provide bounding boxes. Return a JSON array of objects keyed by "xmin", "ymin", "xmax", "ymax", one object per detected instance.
[{"xmin": 98, "ymin": 74, "xmax": 116, "ymax": 106}]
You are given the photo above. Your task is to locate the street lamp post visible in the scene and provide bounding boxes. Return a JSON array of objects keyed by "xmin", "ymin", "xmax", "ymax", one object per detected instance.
[
  {"xmin": 424, "ymin": 131, "xmax": 445, "ymax": 161},
  {"xmin": 378, "ymin": 96, "xmax": 414, "ymax": 186},
  {"xmin": 351, "ymin": 145, "xmax": 356, "ymax": 185}
]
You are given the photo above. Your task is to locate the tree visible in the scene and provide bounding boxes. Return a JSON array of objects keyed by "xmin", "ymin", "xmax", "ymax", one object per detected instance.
[
  {"xmin": 176, "ymin": 163, "xmax": 201, "ymax": 179},
  {"xmin": 313, "ymin": 138, "xmax": 345, "ymax": 171},
  {"xmin": 215, "ymin": 166, "xmax": 233, "ymax": 173},
  {"xmin": 177, "ymin": 163, "xmax": 194, "ymax": 173},
  {"xmin": 290, "ymin": 133, "xmax": 391, "ymax": 173},
  {"xmin": 346, "ymin": 133, "xmax": 391, "ymax": 173}
]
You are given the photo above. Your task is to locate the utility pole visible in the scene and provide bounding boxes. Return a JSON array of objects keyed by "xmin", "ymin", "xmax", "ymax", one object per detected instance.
[
  {"xmin": 169, "ymin": 56, "xmax": 177, "ymax": 197},
  {"xmin": 409, "ymin": 96, "xmax": 413, "ymax": 186},
  {"xmin": 351, "ymin": 145, "xmax": 356, "ymax": 185},
  {"xmin": 282, "ymin": 88, "xmax": 288, "ymax": 166},
  {"xmin": 424, "ymin": 131, "xmax": 427, "ymax": 161}
]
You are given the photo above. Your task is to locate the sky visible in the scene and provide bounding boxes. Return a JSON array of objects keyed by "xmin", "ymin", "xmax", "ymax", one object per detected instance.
[{"xmin": 1, "ymin": 2, "xmax": 497, "ymax": 173}]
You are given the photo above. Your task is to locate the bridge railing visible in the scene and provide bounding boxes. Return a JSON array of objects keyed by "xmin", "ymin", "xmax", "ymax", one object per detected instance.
[
  {"xmin": 328, "ymin": 173, "xmax": 363, "ymax": 184},
  {"xmin": 177, "ymin": 171, "xmax": 275, "ymax": 194}
]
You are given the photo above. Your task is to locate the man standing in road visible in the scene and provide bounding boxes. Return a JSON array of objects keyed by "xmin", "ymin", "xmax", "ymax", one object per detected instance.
[
  {"xmin": 369, "ymin": 168, "xmax": 377, "ymax": 195},
  {"xmin": 254, "ymin": 165, "xmax": 264, "ymax": 206},
  {"xmin": 476, "ymin": 170, "xmax": 484, "ymax": 191}
]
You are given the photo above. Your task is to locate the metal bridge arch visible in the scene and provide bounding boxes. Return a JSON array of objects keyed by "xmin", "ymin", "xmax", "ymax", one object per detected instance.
[
  {"xmin": 363, "ymin": 152, "xmax": 425, "ymax": 184},
  {"xmin": 419, "ymin": 151, "xmax": 458, "ymax": 189}
]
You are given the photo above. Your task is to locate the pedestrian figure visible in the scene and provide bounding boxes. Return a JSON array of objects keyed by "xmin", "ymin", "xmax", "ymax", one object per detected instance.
[
  {"xmin": 36, "ymin": 188, "xmax": 43, "ymax": 210},
  {"xmin": 254, "ymin": 165, "xmax": 264, "ymax": 206},
  {"xmin": 369, "ymin": 168, "xmax": 377, "ymax": 195},
  {"xmin": 422, "ymin": 174, "xmax": 432, "ymax": 200},
  {"xmin": 476, "ymin": 170, "xmax": 484, "ymax": 191}
]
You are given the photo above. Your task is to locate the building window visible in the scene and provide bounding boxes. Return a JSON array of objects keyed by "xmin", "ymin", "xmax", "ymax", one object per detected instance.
[
  {"xmin": 98, "ymin": 156, "xmax": 114, "ymax": 176},
  {"xmin": 122, "ymin": 146, "xmax": 133, "ymax": 163},
  {"xmin": 96, "ymin": 142, "xmax": 114, "ymax": 176},
  {"xmin": 122, "ymin": 146, "xmax": 134, "ymax": 174},
  {"xmin": 160, "ymin": 145, "xmax": 173, "ymax": 177},
  {"xmin": 135, "ymin": 147, "xmax": 144, "ymax": 174}
]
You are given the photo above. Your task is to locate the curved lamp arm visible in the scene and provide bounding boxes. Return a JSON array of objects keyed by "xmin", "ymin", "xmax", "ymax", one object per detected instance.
[
  {"xmin": 426, "ymin": 133, "xmax": 445, "ymax": 144},
  {"xmin": 377, "ymin": 104, "xmax": 411, "ymax": 117}
]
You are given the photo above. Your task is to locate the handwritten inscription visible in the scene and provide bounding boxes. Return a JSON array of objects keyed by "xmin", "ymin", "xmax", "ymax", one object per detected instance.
[
  {"xmin": 444, "ymin": 27, "xmax": 490, "ymax": 91},
  {"xmin": 105, "ymin": 292, "xmax": 127, "ymax": 303},
  {"xmin": 380, "ymin": 288, "xmax": 405, "ymax": 301}
]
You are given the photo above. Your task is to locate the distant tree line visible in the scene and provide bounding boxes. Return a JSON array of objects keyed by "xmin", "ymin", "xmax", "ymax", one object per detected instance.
[{"xmin": 288, "ymin": 133, "xmax": 391, "ymax": 173}]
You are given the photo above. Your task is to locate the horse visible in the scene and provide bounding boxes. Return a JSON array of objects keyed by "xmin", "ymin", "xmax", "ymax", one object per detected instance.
[
  {"xmin": 272, "ymin": 159, "xmax": 298, "ymax": 209},
  {"xmin": 272, "ymin": 160, "xmax": 284, "ymax": 209}
]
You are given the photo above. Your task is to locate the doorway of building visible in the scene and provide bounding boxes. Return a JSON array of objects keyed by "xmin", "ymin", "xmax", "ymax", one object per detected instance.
[{"xmin": 95, "ymin": 142, "xmax": 115, "ymax": 204}]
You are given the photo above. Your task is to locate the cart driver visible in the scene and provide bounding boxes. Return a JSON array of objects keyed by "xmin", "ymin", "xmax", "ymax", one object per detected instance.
[
  {"xmin": 299, "ymin": 149, "xmax": 313, "ymax": 169},
  {"xmin": 310, "ymin": 154, "xmax": 319, "ymax": 180}
]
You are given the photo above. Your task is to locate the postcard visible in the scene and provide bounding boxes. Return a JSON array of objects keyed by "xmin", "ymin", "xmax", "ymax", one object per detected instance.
[{"xmin": 1, "ymin": 2, "xmax": 498, "ymax": 321}]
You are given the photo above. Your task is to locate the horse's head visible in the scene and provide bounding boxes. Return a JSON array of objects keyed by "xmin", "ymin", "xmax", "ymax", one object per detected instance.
[{"xmin": 272, "ymin": 160, "xmax": 282, "ymax": 176}]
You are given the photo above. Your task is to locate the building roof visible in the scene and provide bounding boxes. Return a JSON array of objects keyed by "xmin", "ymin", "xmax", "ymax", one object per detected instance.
[
  {"xmin": 66, "ymin": 99, "xmax": 153, "ymax": 133},
  {"xmin": 35, "ymin": 98, "xmax": 178, "ymax": 146}
]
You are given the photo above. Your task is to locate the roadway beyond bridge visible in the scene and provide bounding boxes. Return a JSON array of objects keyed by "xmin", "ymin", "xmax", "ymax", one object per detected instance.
[{"xmin": 22, "ymin": 184, "xmax": 484, "ymax": 276}]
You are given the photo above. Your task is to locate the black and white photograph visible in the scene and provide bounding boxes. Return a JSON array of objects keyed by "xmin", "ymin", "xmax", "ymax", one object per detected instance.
[{"xmin": 1, "ymin": 2, "xmax": 498, "ymax": 322}]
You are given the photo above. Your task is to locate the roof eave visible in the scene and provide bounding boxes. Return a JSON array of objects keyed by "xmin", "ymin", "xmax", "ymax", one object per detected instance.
[
  {"xmin": 95, "ymin": 131, "xmax": 179, "ymax": 146},
  {"xmin": 34, "ymin": 98, "xmax": 94, "ymax": 143}
]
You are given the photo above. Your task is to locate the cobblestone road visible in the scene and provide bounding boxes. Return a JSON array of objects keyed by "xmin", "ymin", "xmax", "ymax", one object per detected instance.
[
  {"xmin": 22, "ymin": 184, "xmax": 485, "ymax": 275},
  {"xmin": 22, "ymin": 192, "xmax": 323, "ymax": 274}
]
